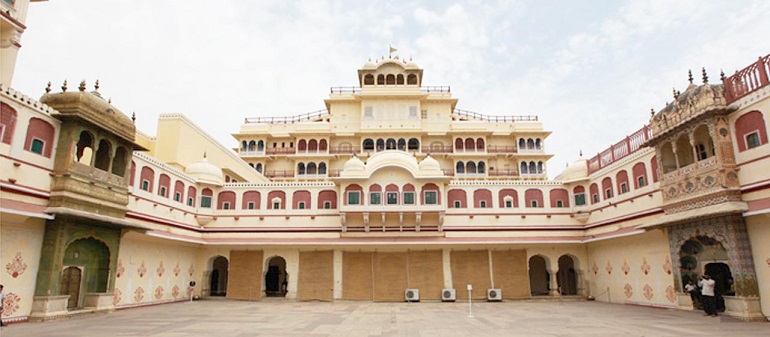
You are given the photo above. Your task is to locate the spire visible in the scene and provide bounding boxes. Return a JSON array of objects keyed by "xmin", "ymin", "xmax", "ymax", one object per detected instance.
[
  {"xmin": 673, "ymin": 87, "xmax": 678, "ymax": 99},
  {"xmin": 579, "ymin": 149, "xmax": 583, "ymax": 157},
  {"xmin": 94, "ymin": 79, "xmax": 100, "ymax": 92},
  {"xmin": 688, "ymin": 70, "xmax": 693, "ymax": 84},
  {"xmin": 720, "ymin": 69, "xmax": 725, "ymax": 81},
  {"xmin": 131, "ymin": 112, "xmax": 136, "ymax": 124},
  {"xmin": 702, "ymin": 67, "xmax": 708, "ymax": 84},
  {"xmin": 78, "ymin": 80, "xmax": 86, "ymax": 92},
  {"xmin": 650, "ymin": 108, "xmax": 655, "ymax": 116},
  {"xmin": 61, "ymin": 80, "xmax": 68, "ymax": 92},
  {"xmin": 45, "ymin": 81, "xmax": 51, "ymax": 93}
]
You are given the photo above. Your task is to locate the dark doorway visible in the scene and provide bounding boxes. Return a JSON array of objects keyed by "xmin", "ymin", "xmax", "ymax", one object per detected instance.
[
  {"xmin": 528, "ymin": 255, "xmax": 550, "ymax": 296},
  {"xmin": 60, "ymin": 266, "xmax": 82, "ymax": 309},
  {"xmin": 705, "ymin": 262, "xmax": 733, "ymax": 312},
  {"xmin": 209, "ymin": 256, "xmax": 228, "ymax": 296},
  {"xmin": 557, "ymin": 255, "xmax": 577, "ymax": 295},
  {"xmin": 265, "ymin": 256, "xmax": 287, "ymax": 297}
]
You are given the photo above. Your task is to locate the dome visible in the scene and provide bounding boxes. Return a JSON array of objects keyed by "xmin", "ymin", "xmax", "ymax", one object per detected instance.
[
  {"xmin": 343, "ymin": 155, "xmax": 366, "ymax": 172},
  {"xmin": 418, "ymin": 155, "xmax": 441, "ymax": 173},
  {"xmin": 185, "ymin": 157, "xmax": 224, "ymax": 185},
  {"xmin": 558, "ymin": 159, "xmax": 588, "ymax": 182}
]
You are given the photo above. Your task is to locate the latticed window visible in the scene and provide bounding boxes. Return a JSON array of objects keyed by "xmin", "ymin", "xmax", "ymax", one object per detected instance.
[{"xmin": 425, "ymin": 191, "xmax": 437, "ymax": 205}]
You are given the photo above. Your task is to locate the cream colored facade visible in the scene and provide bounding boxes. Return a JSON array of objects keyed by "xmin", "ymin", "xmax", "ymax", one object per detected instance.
[{"xmin": 1, "ymin": 1, "xmax": 770, "ymax": 325}]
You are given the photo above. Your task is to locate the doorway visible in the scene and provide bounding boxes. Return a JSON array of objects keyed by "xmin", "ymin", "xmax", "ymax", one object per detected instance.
[
  {"xmin": 528, "ymin": 255, "xmax": 550, "ymax": 296},
  {"xmin": 265, "ymin": 256, "xmax": 287, "ymax": 297},
  {"xmin": 209, "ymin": 256, "xmax": 228, "ymax": 296},
  {"xmin": 557, "ymin": 255, "xmax": 577, "ymax": 295},
  {"xmin": 60, "ymin": 266, "xmax": 82, "ymax": 309},
  {"xmin": 705, "ymin": 262, "xmax": 733, "ymax": 312}
]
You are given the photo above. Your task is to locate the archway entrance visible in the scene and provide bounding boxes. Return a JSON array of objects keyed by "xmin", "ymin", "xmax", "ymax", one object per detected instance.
[
  {"xmin": 60, "ymin": 266, "xmax": 82, "ymax": 309},
  {"xmin": 557, "ymin": 255, "xmax": 577, "ymax": 295},
  {"xmin": 705, "ymin": 262, "xmax": 733, "ymax": 312},
  {"xmin": 678, "ymin": 236, "xmax": 729, "ymax": 287},
  {"xmin": 209, "ymin": 256, "xmax": 229, "ymax": 296},
  {"xmin": 528, "ymin": 255, "xmax": 550, "ymax": 296},
  {"xmin": 265, "ymin": 256, "xmax": 287, "ymax": 297}
]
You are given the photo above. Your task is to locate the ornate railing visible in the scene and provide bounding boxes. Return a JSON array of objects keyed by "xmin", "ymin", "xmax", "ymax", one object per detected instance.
[
  {"xmin": 453, "ymin": 108, "xmax": 538, "ymax": 123},
  {"xmin": 244, "ymin": 109, "xmax": 328, "ymax": 124},
  {"xmin": 723, "ymin": 53, "xmax": 770, "ymax": 104},
  {"xmin": 265, "ymin": 148, "xmax": 295, "ymax": 155},
  {"xmin": 487, "ymin": 145, "xmax": 517, "ymax": 154},
  {"xmin": 421, "ymin": 145, "xmax": 453, "ymax": 154},
  {"xmin": 587, "ymin": 125, "xmax": 652, "ymax": 174},
  {"xmin": 263, "ymin": 170, "xmax": 295, "ymax": 178},
  {"xmin": 329, "ymin": 146, "xmax": 360, "ymax": 154}
]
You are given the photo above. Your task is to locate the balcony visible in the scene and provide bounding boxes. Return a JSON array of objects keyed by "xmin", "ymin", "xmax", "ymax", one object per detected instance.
[
  {"xmin": 263, "ymin": 170, "xmax": 295, "ymax": 179},
  {"xmin": 265, "ymin": 147, "xmax": 296, "ymax": 155},
  {"xmin": 487, "ymin": 145, "xmax": 517, "ymax": 154},
  {"xmin": 244, "ymin": 109, "xmax": 328, "ymax": 124},
  {"xmin": 329, "ymin": 146, "xmax": 360, "ymax": 155},
  {"xmin": 421, "ymin": 145, "xmax": 453, "ymax": 155},
  {"xmin": 723, "ymin": 53, "xmax": 770, "ymax": 104},
  {"xmin": 588, "ymin": 125, "xmax": 652, "ymax": 174},
  {"xmin": 452, "ymin": 108, "xmax": 538, "ymax": 123},
  {"xmin": 488, "ymin": 169, "xmax": 519, "ymax": 177}
]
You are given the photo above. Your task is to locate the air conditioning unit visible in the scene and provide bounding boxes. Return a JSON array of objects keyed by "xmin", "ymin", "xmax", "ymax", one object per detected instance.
[
  {"xmin": 487, "ymin": 288, "xmax": 502, "ymax": 302},
  {"xmin": 441, "ymin": 288, "xmax": 456, "ymax": 302},
  {"xmin": 405, "ymin": 289, "xmax": 420, "ymax": 302}
]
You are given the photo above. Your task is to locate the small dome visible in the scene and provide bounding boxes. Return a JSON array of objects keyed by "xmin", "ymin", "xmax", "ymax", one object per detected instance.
[
  {"xmin": 418, "ymin": 155, "xmax": 441, "ymax": 173},
  {"xmin": 185, "ymin": 158, "xmax": 224, "ymax": 185},
  {"xmin": 343, "ymin": 155, "xmax": 366, "ymax": 172},
  {"xmin": 405, "ymin": 60, "xmax": 419, "ymax": 69},
  {"xmin": 558, "ymin": 159, "xmax": 588, "ymax": 182}
]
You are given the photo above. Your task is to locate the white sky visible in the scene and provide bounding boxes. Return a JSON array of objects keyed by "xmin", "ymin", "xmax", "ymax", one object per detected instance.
[{"xmin": 12, "ymin": 0, "xmax": 770, "ymax": 178}]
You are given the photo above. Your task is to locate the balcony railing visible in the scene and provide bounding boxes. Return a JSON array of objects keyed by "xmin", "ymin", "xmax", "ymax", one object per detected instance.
[
  {"xmin": 421, "ymin": 145, "xmax": 453, "ymax": 154},
  {"xmin": 587, "ymin": 125, "xmax": 652, "ymax": 174},
  {"xmin": 244, "ymin": 109, "xmax": 328, "ymax": 124},
  {"xmin": 488, "ymin": 169, "xmax": 519, "ymax": 177},
  {"xmin": 265, "ymin": 148, "xmax": 296, "ymax": 155},
  {"xmin": 487, "ymin": 145, "xmax": 517, "ymax": 154},
  {"xmin": 329, "ymin": 146, "xmax": 360, "ymax": 155},
  {"xmin": 453, "ymin": 108, "xmax": 538, "ymax": 123},
  {"xmin": 724, "ymin": 53, "xmax": 770, "ymax": 104},
  {"xmin": 263, "ymin": 170, "xmax": 295, "ymax": 178}
]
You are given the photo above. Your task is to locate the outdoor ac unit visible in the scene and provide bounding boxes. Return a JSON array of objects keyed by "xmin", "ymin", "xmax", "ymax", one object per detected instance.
[
  {"xmin": 441, "ymin": 288, "xmax": 456, "ymax": 302},
  {"xmin": 487, "ymin": 288, "xmax": 502, "ymax": 301},
  {"xmin": 405, "ymin": 289, "xmax": 420, "ymax": 302}
]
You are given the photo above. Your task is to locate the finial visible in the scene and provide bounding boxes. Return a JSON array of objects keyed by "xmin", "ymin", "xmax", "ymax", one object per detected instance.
[
  {"xmin": 78, "ymin": 80, "xmax": 86, "ymax": 92},
  {"xmin": 702, "ymin": 67, "xmax": 708, "ymax": 84},
  {"xmin": 368, "ymin": 58, "xmax": 371, "ymax": 62},
  {"xmin": 108, "ymin": 97, "xmax": 112, "ymax": 104},
  {"xmin": 45, "ymin": 81, "xmax": 51, "ymax": 93},
  {"xmin": 131, "ymin": 112, "xmax": 136, "ymax": 123},
  {"xmin": 94, "ymin": 79, "xmax": 100, "ymax": 91},
  {"xmin": 579, "ymin": 149, "xmax": 583, "ymax": 157},
  {"xmin": 687, "ymin": 70, "xmax": 693, "ymax": 84},
  {"xmin": 650, "ymin": 108, "xmax": 655, "ymax": 116},
  {"xmin": 720, "ymin": 69, "xmax": 725, "ymax": 81},
  {"xmin": 203, "ymin": 151, "xmax": 207, "ymax": 159},
  {"xmin": 673, "ymin": 87, "xmax": 678, "ymax": 99},
  {"xmin": 61, "ymin": 80, "xmax": 68, "ymax": 92}
]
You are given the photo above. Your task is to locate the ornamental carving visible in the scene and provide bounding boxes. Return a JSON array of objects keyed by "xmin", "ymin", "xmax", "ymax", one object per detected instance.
[
  {"xmin": 116, "ymin": 259, "xmax": 125, "ymax": 278},
  {"xmin": 5, "ymin": 252, "xmax": 27, "ymax": 278},
  {"xmin": 605, "ymin": 261, "xmax": 613, "ymax": 275},
  {"xmin": 157, "ymin": 261, "xmax": 165, "ymax": 277},
  {"xmin": 154, "ymin": 286, "xmax": 164, "ymax": 300},
  {"xmin": 665, "ymin": 285, "xmax": 677, "ymax": 303},
  {"xmin": 621, "ymin": 260, "xmax": 630, "ymax": 275},
  {"xmin": 137, "ymin": 261, "xmax": 146, "ymax": 278},
  {"xmin": 134, "ymin": 287, "xmax": 145, "ymax": 303},
  {"xmin": 624, "ymin": 284, "xmax": 633, "ymax": 299},
  {"xmin": 2, "ymin": 292, "xmax": 21, "ymax": 316},
  {"xmin": 641, "ymin": 258, "xmax": 651, "ymax": 275},
  {"xmin": 643, "ymin": 284, "xmax": 654, "ymax": 300},
  {"xmin": 172, "ymin": 285, "xmax": 180, "ymax": 298},
  {"xmin": 113, "ymin": 288, "xmax": 122, "ymax": 306}
]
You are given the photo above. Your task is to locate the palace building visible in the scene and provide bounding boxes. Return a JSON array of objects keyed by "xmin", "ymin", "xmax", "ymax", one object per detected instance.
[{"xmin": 2, "ymin": 0, "xmax": 770, "ymax": 323}]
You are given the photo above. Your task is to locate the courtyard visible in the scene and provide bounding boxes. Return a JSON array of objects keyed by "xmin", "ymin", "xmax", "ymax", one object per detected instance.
[{"xmin": 2, "ymin": 299, "xmax": 768, "ymax": 337}]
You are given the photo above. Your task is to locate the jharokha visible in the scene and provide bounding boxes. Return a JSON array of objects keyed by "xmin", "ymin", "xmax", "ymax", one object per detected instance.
[{"xmin": 2, "ymin": 0, "xmax": 770, "ymax": 324}]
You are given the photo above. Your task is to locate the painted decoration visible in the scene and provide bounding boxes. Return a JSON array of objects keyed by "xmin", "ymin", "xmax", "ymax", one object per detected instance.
[
  {"xmin": 643, "ymin": 284, "xmax": 653, "ymax": 300},
  {"xmin": 624, "ymin": 284, "xmax": 633, "ymax": 298},
  {"xmin": 591, "ymin": 261, "xmax": 598, "ymax": 275},
  {"xmin": 605, "ymin": 261, "xmax": 613, "ymax": 274},
  {"xmin": 134, "ymin": 287, "xmax": 145, "ymax": 303},
  {"xmin": 5, "ymin": 252, "xmax": 27, "ymax": 278},
  {"xmin": 137, "ymin": 261, "xmax": 147, "ymax": 278},
  {"xmin": 663, "ymin": 257, "xmax": 673, "ymax": 275},
  {"xmin": 188, "ymin": 264, "xmax": 194, "ymax": 276},
  {"xmin": 641, "ymin": 258, "xmax": 650, "ymax": 275},
  {"xmin": 113, "ymin": 288, "xmax": 122, "ymax": 306},
  {"xmin": 622, "ymin": 260, "xmax": 630, "ymax": 275},
  {"xmin": 116, "ymin": 259, "xmax": 125, "ymax": 278},
  {"xmin": 172, "ymin": 285, "xmax": 180, "ymax": 298},
  {"xmin": 1, "ymin": 293, "xmax": 20, "ymax": 316},
  {"xmin": 157, "ymin": 261, "xmax": 165, "ymax": 277},
  {"xmin": 174, "ymin": 262, "xmax": 181, "ymax": 277},
  {"xmin": 665, "ymin": 285, "xmax": 676, "ymax": 303},
  {"xmin": 154, "ymin": 286, "xmax": 164, "ymax": 300}
]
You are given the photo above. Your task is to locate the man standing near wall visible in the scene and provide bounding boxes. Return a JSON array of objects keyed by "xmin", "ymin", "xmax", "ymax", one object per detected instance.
[{"xmin": 699, "ymin": 275, "xmax": 717, "ymax": 317}]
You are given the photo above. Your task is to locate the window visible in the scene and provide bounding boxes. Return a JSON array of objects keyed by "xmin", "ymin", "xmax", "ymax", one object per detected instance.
[
  {"xmin": 273, "ymin": 202, "xmax": 281, "ymax": 209},
  {"xmin": 605, "ymin": 189, "xmax": 613, "ymax": 199},
  {"xmin": 425, "ymin": 191, "xmax": 437, "ymax": 205},
  {"xmin": 556, "ymin": 200, "xmax": 564, "ymax": 208},
  {"xmin": 201, "ymin": 196, "xmax": 212, "ymax": 208},
  {"xmin": 223, "ymin": 202, "xmax": 230, "ymax": 210},
  {"xmin": 421, "ymin": 109, "xmax": 428, "ymax": 119},
  {"xmin": 159, "ymin": 187, "xmax": 167, "ymax": 197},
  {"xmin": 620, "ymin": 183, "xmax": 628, "ymax": 194},
  {"xmin": 141, "ymin": 180, "xmax": 150, "ymax": 191},
  {"xmin": 298, "ymin": 202, "xmax": 306, "ymax": 209},
  {"xmin": 747, "ymin": 132, "xmax": 761, "ymax": 149},
  {"xmin": 592, "ymin": 194, "xmax": 599, "ymax": 203},
  {"xmin": 479, "ymin": 200, "xmax": 487, "ymax": 208},
  {"xmin": 30, "ymin": 138, "xmax": 44, "ymax": 154},
  {"xmin": 454, "ymin": 200, "xmax": 461, "ymax": 208},
  {"xmin": 370, "ymin": 192, "xmax": 381, "ymax": 205},
  {"xmin": 409, "ymin": 106, "xmax": 418, "ymax": 119},
  {"xmin": 387, "ymin": 192, "xmax": 399, "ymax": 205},
  {"xmin": 174, "ymin": 192, "xmax": 181, "ymax": 202},
  {"xmin": 403, "ymin": 192, "xmax": 415, "ymax": 205},
  {"xmin": 530, "ymin": 200, "xmax": 538, "ymax": 207},
  {"xmin": 697, "ymin": 144, "xmax": 708, "ymax": 160},
  {"xmin": 637, "ymin": 176, "xmax": 647, "ymax": 188},
  {"xmin": 248, "ymin": 202, "xmax": 255, "ymax": 210},
  {"xmin": 505, "ymin": 200, "xmax": 513, "ymax": 208},
  {"xmin": 187, "ymin": 197, "xmax": 194, "ymax": 206},
  {"xmin": 574, "ymin": 194, "xmax": 586, "ymax": 206},
  {"xmin": 324, "ymin": 201, "xmax": 332, "ymax": 209},
  {"xmin": 347, "ymin": 191, "xmax": 361, "ymax": 205}
]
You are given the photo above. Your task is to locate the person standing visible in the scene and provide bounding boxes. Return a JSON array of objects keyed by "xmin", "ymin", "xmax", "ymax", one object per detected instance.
[
  {"xmin": 685, "ymin": 280, "xmax": 701, "ymax": 309},
  {"xmin": 0, "ymin": 284, "xmax": 5, "ymax": 327},
  {"xmin": 699, "ymin": 274, "xmax": 717, "ymax": 317}
]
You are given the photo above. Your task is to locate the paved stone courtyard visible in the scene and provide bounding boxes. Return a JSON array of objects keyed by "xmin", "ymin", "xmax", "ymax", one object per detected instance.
[{"xmin": 2, "ymin": 299, "xmax": 769, "ymax": 336}]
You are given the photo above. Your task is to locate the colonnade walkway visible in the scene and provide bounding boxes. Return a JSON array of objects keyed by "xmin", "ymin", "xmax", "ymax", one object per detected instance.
[{"xmin": 3, "ymin": 299, "xmax": 769, "ymax": 336}]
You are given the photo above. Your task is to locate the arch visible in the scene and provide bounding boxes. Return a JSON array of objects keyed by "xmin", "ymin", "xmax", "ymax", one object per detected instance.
[
  {"xmin": 456, "ymin": 161, "xmax": 465, "ymax": 174},
  {"xmin": 466, "ymin": 161, "xmax": 477, "ymax": 174},
  {"xmin": 267, "ymin": 190, "xmax": 286, "ymax": 209},
  {"xmin": 407, "ymin": 138, "xmax": 419, "ymax": 150},
  {"xmin": 386, "ymin": 74, "xmax": 396, "ymax": 85},
  {"xmin": 293, "ymin": 190, "xmax": 311, "ymax": 209},
  {"xmin": 318, "ymin": 190, "xmax": 337, "ymax": 209},
  {"xmin": 572, "ymin": 185, "xmax": 586, "ymax": 206},
  {"xmin": 464, "ymin": 138, "xmax": 474, "ymax": 151},
  {"xmin": 386, "ymin": 138, "xmax": 396, "ymax": 150},
  {"xmin": 377, "ymin": 74, "xmax": 385, "ymax": 85},
  {"xmin": 307, "ymin": 162, "xmax": 317, "ymax": 175},
  {"xmin": 242, "ymin": 190, "xmax": 261, "ymax": 209},
  {"xmin": 520, "ymin": 162, "xmax": 528, "ymax": 174},
  {"xmin": 25, "ymin": 117, "xmax": 55, "ymax": 157},
  {"xmin": 111, "ymin": 146, "xmax": 128, "ymax": 177},
  {"xmin": 675, "ymin": 134, "xmax": 694, "ymax": 168},
  {"xmin": 62, "ymin": 237, "xmax": 110, "ymax": 309},
  {"xmin": 255, "ymin": 163, "xmax": 263, "ymax": 173},
  {"xmin": 476, "ymin": 138, "xmax": 485, "ymax": 150},
  {"xmin": 420, "ymin": 183, "xmax": 441, "ymax": 205},
  {"xmin": 601, "ymin": 177, "xmax": 613, "ymax": 200},
  {"xmin": 173, "ymin": 180, "xmax": 185, "ymax": 202},
  {"xmin": 364, "ymin": 74, "xmax": 375, "ymax": 85},
  {"xmin": 241, "ymin": 140, "xmax": 248, "ymax": 151},
  {"xmin": 308, "ymin": 139, "xmax": 318, "ymax": 152},
  {"xmin": 525, "ymin": 189, "xmax": 544, "ymax": 208},
  {"xmin": 0, "ymin": 102, "xmax": 17, "ymax": 144},
  {"xmin": 527, "ymin": 138, "xmax": 535, "ymax": 149},
  {"xmin": 448, "ymin": 189, "xmax": 467, "ymax": 208},
  {"xmin": 209, "ymin": 256, "xmax": 229, "ymax": 296},
  {"xmin": 498, "ymin": 189, "xmax": 518, "ymax": 208},
  {"xmin": 537, "ymin": 161, "xmax": 544, "ymax": 174},
  {"xmin": 257, "ymin": 140, "xmax": 264, "ymax": 151},
  {"xmin": 140, "ymin": 166, "xmax": 154, "ymax": 192},
  {"xmin": 217, "ymin": 191, "xmax": 236, "ymax": 210},
  {"xmin": 535, "ymin": 138, "xmax": 542, "ymax": 149},
  {"xmin": 692, "ymin": 124, "xmax": 714, "ymax": 161},
  {"xmin": 376, "ymin": 138, "xmax": 385, "ymax": 151},
  {"xmin": 187, "ymin": 186, "xmax": 197, "ymax": 207},
  {"xmin": 678, "ymin": 235, "xmax": 730, "ymax": 297},
  {"xmin": 518, "ymin": 138, "xmax": 526, "ymax": 150},
  {"xmin": 549, "ymin": 188, "xmax": 569, "ymax": 207},
  {"xmin": 297, "ymin": 162, "xmax": 306, "ymax": 175},
  {"xmin": 158, "ymin": 174, "xmax": 171, "ymax": 198},
  {"xmin": 589, "ymin": 183, "xmax": 599, "ymax": 204},
  {"xmin": 94, "ymin": 139, "xmax": 112, "ymax": 171},
  {"xmin": 406, "ymin": 74, "xmax": 418, "ymax": 85},
  {"xmin": 75, "ymin": 131, "xmax": 94, "ymax": 164},
  {"xmin": 616, "ymin": 170, "xmax": 630, "ymax": 194},
  {"xmin": 529, "ymin": 255, "xmax": 550, "ymax": 296},
  {"xmin": 319, "ymin": 139, "xmax": 328, "ymax": 151},
  {"xmin": 397, "ymin": 138, "xmax": 406, "ymax": 151},
  {"xmin": 318, "ymin": 162, "xmax": 327, "ymax": 175},
  {"xmin": 363, "ymin": 138, "xmax": 374, "ymax": 151},
  {"xmin": 477, "ymin": 161, "xmax": 486, "ymax": 174},
  {"xmin": 60, "ymin": 266, "xmax": 83, "ymax": 309},
  {"xmin": 473, "ymin": 189, "xmax": 492, "ymax": 208},
  {"xmin": 528, "ymin": 161, "xmax": 536, "ymax": 174},
  {"xmin": 557, "ymin": 255, "xmax": 578, "ymax": 295},
  {"xmin": 265, "ymin": 256, "xmax": 288, "ymax": 297},
  {"xmin": 247, "ymin": 140, "xmax": 256, "ymax": 152},
  {"xmin": 298, "ymin": 139, "xmax": 307, "ymax": 151},
  {"xmin": 396, "ymin": 74, "xmax": 404, "ymax": 85},
  {"xmin": 344, "ymin": 184, "xmax": 363, "ymax": 205},
  {"xmin": 455, "ymin": 138, "xmax": 464, "ymax": 150},
  {"xmin": 632, "ymin": 162, "xmax": 648, "ymax": 189},
  {"xmin": 735, "ymin": 110, "xmax": 768, "ymax": 152}
]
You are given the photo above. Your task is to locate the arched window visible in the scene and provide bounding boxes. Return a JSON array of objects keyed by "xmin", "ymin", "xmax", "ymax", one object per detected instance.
[
  {"xmin": 377, "ymin": 74, "xmax": 385, "ymax": 85},
  {"xmin": 456, "ymin": 162, "xmax": 465, "ymax": 174},
  {"xmin": 525, "ymin": 189, "xmax": 544, "ymax": 208},
  {"xmin": 408, "ymin": 138, "xmax": 419, "ymax": 150},
  {"xmin": 112, "ymin": 146, "xmax": 128, "ymax": 177},
  {"xmin": 257, "ymin": 140, "xmax": 264, "ymax": 151},
  {"xmin": 241, "ymin": 140, "xmax": 248, "ymax": 151},
  {"xmin": 498, "ymin": 189, "xmax": 518, "ymax": 208},
  {"xmin": 589, "ymin": 183, "xmax": 599, "ymax": 204},
  {"xmin": 632, "ymin": 162, "xmax": 648, "ymax": 189},
  {"xmin": 465, "ymin": 138, "xmax": 474, "ymax": 151},
  {"xmin": 318, "ymin": 162, "xmax": 327, "ymax": 175},
  {"xmin": 256, "ymin": 163, "xmax": 263, "ymax": 173},
  {"xmin": 0, "ymin": 102, "xmax": 17, "ymax": 144},
  {"xmin": 448, "ymin": 189, "xmax": 466, "ymax": 208},
  {"xmin": 397, "ymin": 138, "xmax": 406, "ymax": 150},
  {"xmin": 527, "ymin": 138, "xmax": 535, "ymax": 149},
  {"xmin": 535, "ymin": 138, "xmax": 542, "ymax": 149},
  {"xmin": 308, "ymin": 139, "xmax": 318, "ymax": 152},
  {"xmin": 307, "ymin": 162, "xmax": 317, "ymax": 174},
  {"xmin": 363, "ymin": 138, "xmax": 374, "ymax": 150},
  {"xmin": 661, "ymin": 142, "xmax": 676, "ymax": 173},
  {"xmin": 248, "ymin": 140, "xmax": 256, "ymax": 151},
  {"xmin": 478, "ymin": 161, "xmax": 486, "ymax": 174},
  {"xmin": 528, "ymin": 161, "xmax": 536, "ymax": 174},
  {"xmin": 386, "ymin": 138, "xmax": 396, "ymax": 150},
  {"xmin": 94, "ymin": 139, "xmax": 112, "ymax": 171},
  {"xmin": 319, "ymin": 139, "xmax": 328, "ymax": 151},
  {"xmin": 549, "ymin": 189, "xmax": 569, "ymax": 208},
  {"xmin": 518, "ymin": 138, "xmax": 525, "ymax": 150},
  {"xmin": 693, "ymin": 124, "xmax": 714, "ymax": 161},
  {"xmin": 735, "ymin": 110, "xmax": 768, "ymax": 152},
  {"xmin": 396, "ymin": 74, "xmax": 404, "ymax": 85},
  {"xmin": 298, "ymin": 139, "xmax": 307, "ymax": 151},
  {"xmin": 537, "ymin": 161, "xmax": 544, "ymax": 174},
  {"xmin": 364, "ymin": 74, "xmax": 374, "ymax": 85},
  {"xmin": 242, "ymin": 191, "xmax": 260, "ymax": 209},
  {"xmin": 473, "ymin": 189, "xmax": 492, "ymax": 208},
  {"xmin": 467, "ymin": 161, "xmax": 477, "ymax": 173},
  {"xmin": 376, "ymin": 139, "xmax": 385, "ymax": 151},
  {"xmin": 521, "ymin": 162, "xmax": 528, "ymax": 174},
  {"xmin": 616, "ymin": 170, "xmax": 630, "ymax": 194},
  {"xmin": 601, "ymin": 177, "xmax": 613, "ymax": 199},
  {"xmin": 297, "ymin": 162, "xmax": 306, "ymax": 175},
  {"xmin": 455, "ymin": 138, "xmax": 464, "ymax": 150},
  {"xmin": 407, "ymin": 74, "xmax": 418, "ymax": 85},
  {"xmin": 24, "ymin": 117, "xmax": 55, "ymax": 157},
  {"xmin": 675, "ymin": 134, "xmax": 694, "ymax": 168},
  {"xmin": 75, "ymin": 131, "xmax": 94, "ymax": 164},
  {"xmin": 140, "ymin": 166, "xmax": 154, "ymax": 192},
  {"xmin": 476, "ymin": 138, "xmax": 485, "ymax": 150},
  {"xmin": 386, "ymin": 74, "xmax": 396, "ymax": 85}
]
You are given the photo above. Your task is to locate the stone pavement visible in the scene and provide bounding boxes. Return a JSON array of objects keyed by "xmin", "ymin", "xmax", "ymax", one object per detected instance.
[{"xmin": 1, "ymin": 299, "xmax": 768, "ymax": 337}]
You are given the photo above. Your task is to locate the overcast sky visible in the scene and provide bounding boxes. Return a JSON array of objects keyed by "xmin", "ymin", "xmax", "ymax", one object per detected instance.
[{"xmin": 12, "ymin": 0, "xmax": 770, "ymax": 177}]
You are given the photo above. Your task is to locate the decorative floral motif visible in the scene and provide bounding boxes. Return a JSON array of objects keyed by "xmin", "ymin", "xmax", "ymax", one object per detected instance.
[
  {"xmin": 624, "ymin": 284, "xmax": 633, "ymax": 299},
  {"xmin": 188, "ymin": 264, "xmax": 194, "ymax": 277},
  {"xmin": 643, "ymin": 284, "xmax": 653, "ymax": 300},
  {"xmin": 154, "ymin": 286, "xmax": 164, "ymax": 300},
  {"xmin": 665, "ymin": 285, "xmax": 676, "ymax": 303},
  {"xmin": 172, "ymin": 285, "xmax": 180, "ymax": 298},
  {"xmin": 134, "ymin": 287, "xmax": 145, "ymax": 303},
  {"xmin": 174, "ymin": 262, "xmax": 181, "ymax": 277},
  {"xmin": 1, "ymin": 292, "xmax": 21, "ymax": 316},
  {"xmin": 116, "ymin": 259, "xmax": 125, "ymax": 278},
  {"xmin": 5, "ymin": 252, "xmax": 28, "ymax": 278},
  {"xmin": 663, "ymin": 257, "xmax": 673, "ymax": 275},
  {"xmin": 622, "ymin": 260, "xmax": 630, "ymax": 275},
  {"xmin": 137, "ymin": 261, "xmax": 147, "ymax": 278},
  {"xmin": 766, "ymin": 258, "xmax": 769, "ymax": 268},
  {"xmin": 591, "ymin": 262, "xmax": 599, "ymax": 275},
  {"xmin": 641, "ymin": 258, "xmax": 651, "ymax": 275},
  {"xmin": 113, "ymin": 288, "xmax": 122, "ymax": 306},
  {"xmin": 157, "ymin": 261, "xmax": 165, "ymax": 277},
  {"xmin": 605, "ymin": 261, "xmax": 613, "ymax": 275}
]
